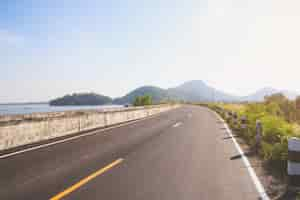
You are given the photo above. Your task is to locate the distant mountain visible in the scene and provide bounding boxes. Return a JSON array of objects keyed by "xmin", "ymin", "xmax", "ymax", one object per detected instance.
[
  {"xmin": 168, "ymin": 80, "xmax": 238, "ymax": 102},
  {"xmin": 50, "ymin": 93, "xmax": 112, "ymax": 106},
  {"xmin": 113, "ymin": 86, "xmax": 169, "ymax": 104},
  {"xmin": 112, "ymin": 81, "xmax": 299, "ymax": 104},
  {"xmin": 48, "ymin": 81, "xmax": 300, "ymax": 106},
  {"xmin": 241, "ymin": 87, "xmax": 299, "ymax": 102},
  {"xmin": 241, "ymin": 87, "xmax": 278, "ymax": 102},
  {"xmin": 113, "ymin": 81, "xmax": 239, "ymax": 104}
]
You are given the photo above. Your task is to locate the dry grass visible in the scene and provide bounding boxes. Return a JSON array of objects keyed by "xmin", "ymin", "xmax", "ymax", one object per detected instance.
[{"xmin": 219, "ymin": 103, "xmax": 246, "ymax": 113}]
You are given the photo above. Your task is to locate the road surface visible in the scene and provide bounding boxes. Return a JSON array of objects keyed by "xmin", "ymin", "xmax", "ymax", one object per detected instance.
[{"xmin": 0, "ymin": 106, "xmax": 260, "ymax": 200}]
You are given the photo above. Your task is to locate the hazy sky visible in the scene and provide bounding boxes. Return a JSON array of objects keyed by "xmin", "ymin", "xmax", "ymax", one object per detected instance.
[{"xmin": 1, "ymin": 0, "xmax": 300, "ymax": 102}]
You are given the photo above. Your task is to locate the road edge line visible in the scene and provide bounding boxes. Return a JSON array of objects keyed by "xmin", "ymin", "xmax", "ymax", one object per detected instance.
[{"xmin": 213, "ymin": 110, "xmax": 270, "ymax": 200}]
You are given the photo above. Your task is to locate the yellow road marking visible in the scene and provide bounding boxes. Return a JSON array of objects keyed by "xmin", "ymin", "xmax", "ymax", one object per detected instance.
[{"xmin": 50, "ymin": 158, "xmax": 124, "ymax": 200}]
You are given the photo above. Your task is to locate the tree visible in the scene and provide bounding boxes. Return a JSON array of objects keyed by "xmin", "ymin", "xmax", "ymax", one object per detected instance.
[
  {"xmin": 133, "ymin": 95, "xmax": 153, "ymax": 106},
  {"xmin": 265, "ymin": 102, "xmax": 282, "ymax": 116},
  {"xmin": 264, "ymin": 93, "xmax": 296, "ymax": 122},
  {"xmin": 133, "ymin": 96, "xmax": 142, "ymax": 106},
  {"xmin": 264, "ymin": 93, "xmax": 287, "ymax": 105},
  {"xmin": 141, "ymin": 95, "xmax": 152, "ymax": 105}
]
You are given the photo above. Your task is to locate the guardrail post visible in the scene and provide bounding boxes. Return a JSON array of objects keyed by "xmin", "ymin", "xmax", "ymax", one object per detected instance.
[
  {"xmin": 255, "ymin": 120, "xmax": 262, "ymax": 154},
  {"xmin": 240, "ymin": 116, "xmax": 247, "ymax": 130},
  {"xmin": 288, "ymin": 137, "xmax": 300, "ymax": 190},
  {"xmin": 225, "ymin": 111, "xmax": 230, "ymax": 120},
  {"xmin": 221, "ymin": 108, "xmax": 225, "ymax": 117},
  {"xmin": 228, "ymin": 111, "xmax": 233, "ymax": 124},
  {"xmin": 233, "ymin": 112, "xmax": 238, "ymax": 129},
  {"xmin": 78, "ymin": 117, "xmax": 81, "ymax": 132}
]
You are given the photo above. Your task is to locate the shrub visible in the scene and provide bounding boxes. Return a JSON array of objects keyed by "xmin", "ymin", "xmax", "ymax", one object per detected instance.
[
  {"xmin": 260, "ymin": 115, "xmax": 293, "ymax": 144},
  {"xmin": 261, "ymin": 139, "xmax": 288, "ymax": 161}
]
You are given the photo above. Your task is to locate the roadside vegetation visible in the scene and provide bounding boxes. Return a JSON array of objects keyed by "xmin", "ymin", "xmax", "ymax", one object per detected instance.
[{"xmin": 208, "ymin": 93, "xmax": 300, "ymax": 178}]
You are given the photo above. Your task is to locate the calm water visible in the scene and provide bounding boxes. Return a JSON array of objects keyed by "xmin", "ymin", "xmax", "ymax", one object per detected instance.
[{"xmin": 0, "ymin": 104, "xmax": 123, "ymax": 116}]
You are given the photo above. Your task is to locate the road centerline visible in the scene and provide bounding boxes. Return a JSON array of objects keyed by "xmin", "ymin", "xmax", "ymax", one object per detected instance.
[{"xmin": 49, "ymin": 158, "xmax": 124, "ymax": 200}]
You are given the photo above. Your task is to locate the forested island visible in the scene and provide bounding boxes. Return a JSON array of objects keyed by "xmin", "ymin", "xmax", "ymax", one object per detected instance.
[{"xmin": 49, "ymin": 93, "xmax": 112, "ymax": 106}]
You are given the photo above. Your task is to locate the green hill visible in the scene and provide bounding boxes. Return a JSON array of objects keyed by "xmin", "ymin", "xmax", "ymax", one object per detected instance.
[{"xmin": 113, "ymin": 86, "xmax": 170, "ymax": 104}]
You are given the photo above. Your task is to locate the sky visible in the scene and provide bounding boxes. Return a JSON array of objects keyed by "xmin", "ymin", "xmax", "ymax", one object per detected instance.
[{"xmin": 1, "ymin": 0, "xmax": 300, "ymax": 102}]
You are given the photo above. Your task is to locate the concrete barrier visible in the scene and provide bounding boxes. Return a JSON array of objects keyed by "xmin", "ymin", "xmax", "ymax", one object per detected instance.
[
  {"xmin": 288, "ymin": 137, "xmax": 300, "ymax": 188},
  {"xmin": 0, "ymin": 105, "xmax": 179, "ymax": 151}
]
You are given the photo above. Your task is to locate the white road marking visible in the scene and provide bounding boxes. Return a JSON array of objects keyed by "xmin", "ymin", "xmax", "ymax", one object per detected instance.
[
  {"xmin": 0, "ymin": 112, "xmax": 165, "ymax": 159},
  {"xmin": 213, "ymin": 111, "xmax": 270, "ymax": 200},
  {"xmin": 173, "ymin": 122, "xmax": 182, "ymax": 128}
]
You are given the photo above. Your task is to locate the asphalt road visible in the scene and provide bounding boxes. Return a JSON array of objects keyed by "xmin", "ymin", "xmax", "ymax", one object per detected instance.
[{"xmin": 0, "ymin": 105, "xmax": 260, "ymax": 200}]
